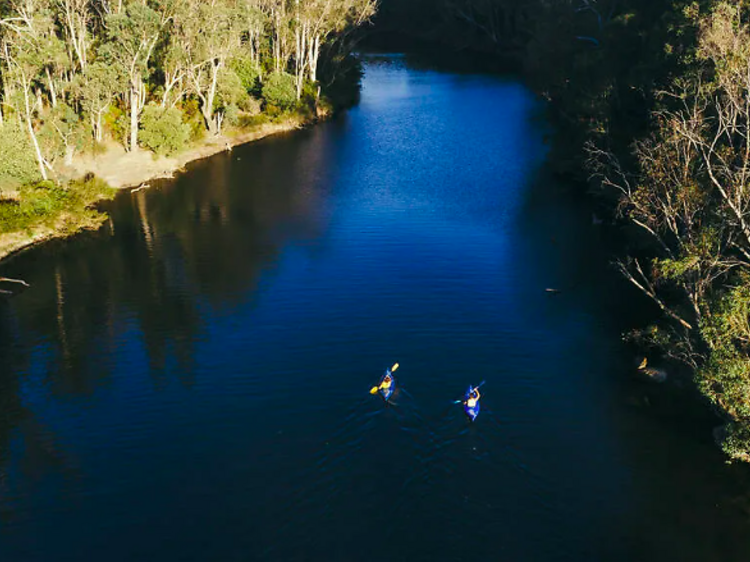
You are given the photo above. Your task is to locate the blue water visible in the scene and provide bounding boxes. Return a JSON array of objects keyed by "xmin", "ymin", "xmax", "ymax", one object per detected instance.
[{"xmin": 1, "ymin": 54, "xmax": 750, "ymax": 561}]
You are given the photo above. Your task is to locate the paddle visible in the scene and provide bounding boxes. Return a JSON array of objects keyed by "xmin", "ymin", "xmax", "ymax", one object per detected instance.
[
  {"xmin": 370, "ymin": 363, "xmax": 399, "ymax": 394},
  {"xmin": 453, "ymin": 380, "xmax": 486, "ymax": 404}
]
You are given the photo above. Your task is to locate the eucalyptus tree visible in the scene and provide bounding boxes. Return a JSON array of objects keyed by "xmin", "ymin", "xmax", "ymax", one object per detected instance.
[
  {"xmin": 0, "ymin": 0, "xmax": 59, "ymax": 179},
  {"xmin": 291, "ymin": 0, "xmax": 375, "ymax": 97},
  {"xmin": 237, "ymin": 0, "xmax": 266, "ymax": 66},
  {"xmin": 180, "ymin": 0, "xmax": 243, "ymax": 135},
  {"xmin": 76, "ymin": 60, "xmax": 122, "ymax": 142},
  {"xmin": 263, "ymin": 0, "xmax": 292, "ymax": 73},
  {"xmin": 102, "ymin": 0, "xmax": 162, "ymax": 151},
  {"xmin": 56, "ymin": 0, "xmax": 92, "ymax": 72}
]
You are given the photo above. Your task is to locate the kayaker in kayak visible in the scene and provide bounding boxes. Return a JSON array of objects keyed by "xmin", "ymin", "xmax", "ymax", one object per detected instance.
[
  {"xmin": 465, "ymin": 387, "xmax": 480, "ymax": 408},
  {"xmin": 369, "ymin": 363, "xmax": 399, "ymax": 396},
  {"xmin": 379, "ymin": 373, "xmax": 393, "ymax": 391}
]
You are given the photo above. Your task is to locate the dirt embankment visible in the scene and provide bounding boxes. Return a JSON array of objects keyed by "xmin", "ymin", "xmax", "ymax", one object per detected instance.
[
  {"xmin": 0, "ymin": 117, "xmax": 309, "ymax": 264},
  {"xmin": 69, "ymin": 119, "xmax": 306, "ymax": 189}
]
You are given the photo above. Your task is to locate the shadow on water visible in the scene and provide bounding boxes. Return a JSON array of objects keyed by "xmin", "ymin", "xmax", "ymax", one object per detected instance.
[{"xmin": 0, "ymin": 129, "xmax": 337, "ymax": 534}]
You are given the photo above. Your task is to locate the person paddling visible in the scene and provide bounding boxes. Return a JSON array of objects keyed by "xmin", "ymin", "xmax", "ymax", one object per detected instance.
[
  {"xmin": 369, "ymin": 363, "xmax": 399, "ymax": 395},
  {"xmin": 465, "ymin": 386, "xmax": 481, "ymax": 409},
  {"xmin": 380, "ymin": 372, "xmax": 393, "ymax": 391}
]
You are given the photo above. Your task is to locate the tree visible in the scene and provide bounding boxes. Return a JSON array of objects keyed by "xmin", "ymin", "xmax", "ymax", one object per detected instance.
[
  {"xmin": 0, "ymin": 0, "xmax": 58, "ymax": 179},
  {"xmin": 181, "ymin": 0, "xmax": 242, "ymax": 135},
  {"xmin": 102, "ymin": 1, "xmax": 162, "ymax": 151},
  {"xmin": 76, "ymin": 60, "xmax": 123, "ymax": 143},
  {"xmin": 56, "ymin": 0, "xmax": 92, "ymax": 72}
]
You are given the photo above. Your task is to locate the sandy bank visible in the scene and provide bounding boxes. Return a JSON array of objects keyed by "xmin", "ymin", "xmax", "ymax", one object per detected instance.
[
  {"xmin": 69, "ymin": 117, "xmax": 306, "ymax": 189},
  {"xmin": 0, "ymin": 116, "xmax": 309, "ymax": 264}
]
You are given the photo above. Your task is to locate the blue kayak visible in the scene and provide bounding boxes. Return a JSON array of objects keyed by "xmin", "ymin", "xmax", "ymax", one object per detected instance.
[
  {"xmin": 464, "ymin": 386, "xmax": 480, "ymax": 421},
  {"xmin": 379, "ymin": 370, "xmax": 395, "ymax": 401}
]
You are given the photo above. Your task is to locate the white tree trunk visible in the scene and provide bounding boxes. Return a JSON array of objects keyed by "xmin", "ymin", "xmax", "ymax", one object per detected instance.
[
  {"xmin": 130, "ymin": 85, "xmax": 139, "ymax": 151},
  {"xmin": 22, "ymin": 75, "xmax": 48, "ymax": 181},
  {"xmin": 45, "ymin": 67, "xmax": 57, "ymax": 108},
  {"xmin": 64, "ymin": 144, "xmax": 74, "ymax": 166},
  {"xmin": 294, "ymin": 23, "xmax": 308, "ymax": 99},
  {"xmin": 308, "ymin": 34, "xmax": 320, "ymax": 83},
  {"xmin": 201, "ymin": 62, "xmax": 221, "ymax": 135}
]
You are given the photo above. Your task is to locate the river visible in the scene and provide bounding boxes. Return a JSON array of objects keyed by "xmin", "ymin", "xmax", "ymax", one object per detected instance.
[{"xmin": 1, "ymin": 54, "xmax": 750, "ymax": 561}]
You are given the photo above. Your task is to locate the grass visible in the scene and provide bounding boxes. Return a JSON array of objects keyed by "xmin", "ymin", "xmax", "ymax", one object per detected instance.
[{"xmin": 0, "ymin": 176, "xmax": 115, "ymax": 236}]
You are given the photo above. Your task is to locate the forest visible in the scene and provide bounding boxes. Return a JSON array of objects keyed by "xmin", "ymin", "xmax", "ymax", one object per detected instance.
[{"xmin": 0, "ymin": 0, "xmax": 375, "ymax": 189}]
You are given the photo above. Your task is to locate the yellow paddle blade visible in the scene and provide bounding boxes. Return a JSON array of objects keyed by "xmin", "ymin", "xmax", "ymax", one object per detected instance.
[
  {"xmin": 391, "ymin": 363, "xmax": 399, "ymax": 372},
  {"xmin": 370, "ymin": 386, "xmax": 379, "ymax": 394},
  {"xmin": 638, "ymin": 357, "xmax": 648, "ymax": 370}
]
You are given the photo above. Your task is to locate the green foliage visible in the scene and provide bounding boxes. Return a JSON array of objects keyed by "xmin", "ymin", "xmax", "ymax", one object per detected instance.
[
  {"xmin": 181, "ymin": 98, "xmax": 207, "ymax": 142},
  {"xmin": 654, "ymin": 256, "xmax": 700, "ymax": 281},
  {"xmin": 0, "ymin": 176, "xmax": 113, "ymax": 234},
  {"xmin": 139, "ymin": 104, "xmax": 190, "ymax": 156},
  {"xmin": 223, "ymin": 104, "xmax": 240, "ymax": 128},
  {"xmin": 216, "ymin": 69, "xmax": 249, "ymax": 111},
  {"xmin": 104, "ymin": 104, "xmax": 129, "ymax": 147},
  {"xmin": 77, "ymin": 61, "xmax": 125, "ymax": 131},
  {"xmin": 40, "ymin": 103, "xmax": 90, "ymax": 162},
  {"xmin": 717, "ymin": 421, "xmax": 750, "ymax": 462},
  {"xmin": 702, "ymin": 280, "xmax": 750, "ymax": 349},
  {"xmin": 102, "ymin": 2, "xmax": 161, "ymax": 82},
  {"xmin": 229, "ymin": 57, "xmax": 261, "ymax": 94},
  {"xmin": 237, "ymin": 113, "xmax": 269, "ymax": 129},
  {"xmin": 697, "ymin": 348, "xmax": 750, "ymax": 420},
  {"xmin": 0, "ymin": 122, "xmax": 41, "ymax": 191},
  {"xmin": 261, "ymin": 72, "xmax": 297, "ymax": 109}
]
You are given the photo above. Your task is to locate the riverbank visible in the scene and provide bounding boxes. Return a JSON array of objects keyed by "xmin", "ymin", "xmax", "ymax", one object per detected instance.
[{"xmin": 0, "ymin": 113, "xmax": 317, "ymax": 264}]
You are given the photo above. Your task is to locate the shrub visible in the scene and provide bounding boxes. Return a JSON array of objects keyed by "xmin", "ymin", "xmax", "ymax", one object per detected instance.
[
  {"xmin": 0, "ymin": 121, "xmax": 41, "ymax": 192},
  {"xmin": 717, "ymin": 422, "xmax": 750, "ymax": 463},
  {"xmin": 182, "ymin": 98, "xmax": 206, "ymax": 142},
  {"xmin": 139, "ymin": 104, "xmax": 190, "ymax": 156},
  {"xmin": 0, "ymin": 176, "xmax": 113, "ymax": 234},
  {"xmin": 104, "ymin": 103, "xmax": 129, "ymax": 148},
  {"xmin": 229, "ymin": 57, "xmax": 261, "ymax": 94},
  {"xmin": 239, "ymin": 95, "xmax": 262, "ymax": 115},
  {"xmin": 261, "ymin": 72, "xmax": 297, "ymax": 109}
]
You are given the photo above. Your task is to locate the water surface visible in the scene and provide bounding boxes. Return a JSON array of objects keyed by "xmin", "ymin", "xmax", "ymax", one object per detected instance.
[{"xmin": 1, "ymin": 55, "xmax": 750, "ymax": 561}]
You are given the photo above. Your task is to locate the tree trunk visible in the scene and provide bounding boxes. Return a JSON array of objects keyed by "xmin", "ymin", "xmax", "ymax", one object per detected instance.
[
  {"xmin": 202, "ymin": 63, "xmax": 221, "ymax": 135},
  {"xmin": 130, "ymin": 84, "xmax": 139, "ymax": 151},
  {"xmin": 64, "ymin": 144, "xmax": 74, "ymax": 166},
  {"xmin": 96, "ymin": 109, "xmax": 104, "ymax": 142},
  {"xmin": 46, "ymin": 67, "xmax": 57, "ymax": 108},
  {"xmin": 22, "ymin": 75, "xmax": 48, "ymax": 181},
  {"xmin": 308, "ymin": 34, "xmax": 320, "ymax": 83}
]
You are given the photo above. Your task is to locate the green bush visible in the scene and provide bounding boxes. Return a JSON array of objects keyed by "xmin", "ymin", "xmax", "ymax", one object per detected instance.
[
  {"xmin": 223, "ymin": 104, "xmax": 240, "ymax": 128},
  {"xmin": 0, "ymin": 121, "xmax": 41, "ymax": 192},
  {"xmin": 139, "ymin": 104, "xmax": 190, "ymax": 156},
  {"xmin": 238, "ymin": 113, "xmax": 269, "ymax": 129},
  {"xmin": 39, "ymin": 103, "xmax": 89, "ymax": 162},
  {"xmin": 229, "ymin": 57, "xmax": 261, "ymax": 94},
  {"xmin": 218, "ymin": 69, "xmax": 247, "ymax": 108},
  {"xmin": 0, "ymin": 176, "xmax": 114, "ymax": 234},
  {"xmin": 261, "ymin": 72, "xmax": 297, "ymax": 109},
  {"xmin": 717, "ymin": 421, "xmax": 750, "ymax": 462},
  {"xmin": 239, "ymin": 95, "xmax": 262, "ymax": 115},
  {"xmin": 182, "ymin": 98, "xmax": 206, "ymax": 142},
  {"xmin": 104, "ymin": 103, "xmax": 129, "ymax": 147}
]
